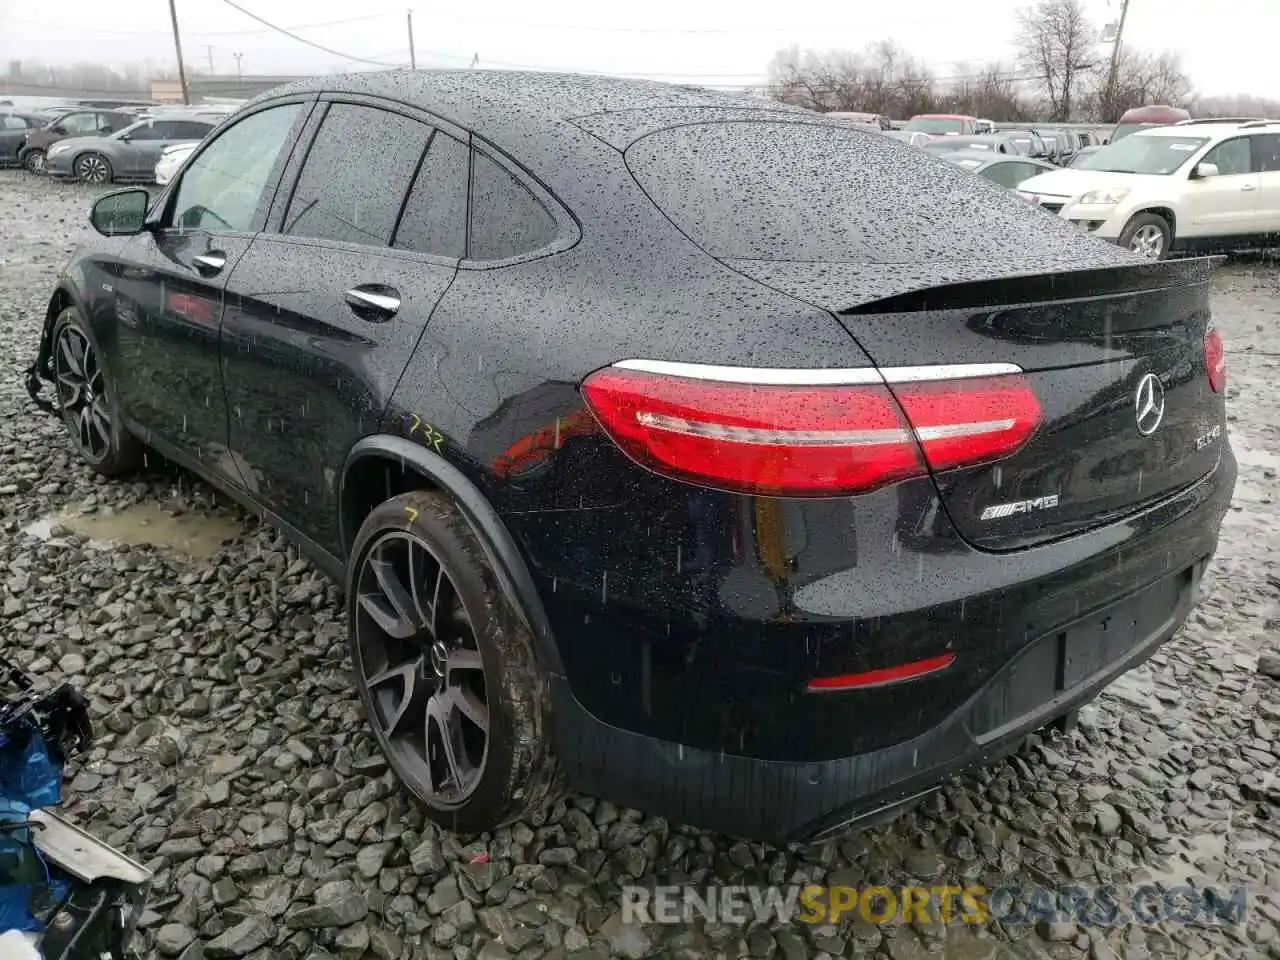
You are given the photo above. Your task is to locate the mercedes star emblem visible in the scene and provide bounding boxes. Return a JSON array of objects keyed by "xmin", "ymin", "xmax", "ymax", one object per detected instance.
[{"xmin": 1134, "ymin": 373, "xmax": 1166, "ymax": 436}]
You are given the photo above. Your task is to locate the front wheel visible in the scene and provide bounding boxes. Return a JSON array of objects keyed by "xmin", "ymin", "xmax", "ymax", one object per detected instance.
[
  {"xmin": 22, "ymin": 148, "xmax": 45, "ymax": 174},
  {"xmin": 49, "ymin": 308, "xmax": 144, "ymax": 476},
  {"xmin": 348, "ymin": 490, "xmax": 561, "ymax": 835},
  {"xmin": 74, "ymin": 152, "xmax": 113, "ymax": 185},
  {"xmin": 1119, "ymin": 212, "xmax": 1172, "ymax": 260}
]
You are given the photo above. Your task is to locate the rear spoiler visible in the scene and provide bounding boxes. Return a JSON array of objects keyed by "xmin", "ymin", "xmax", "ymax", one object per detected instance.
[{"xmin": 841, "ymin": 256, "xmax": 1225, "ymax": 316}]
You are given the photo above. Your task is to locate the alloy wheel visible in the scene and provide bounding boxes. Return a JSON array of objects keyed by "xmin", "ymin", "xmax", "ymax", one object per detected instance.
[
  {"xmin": 76, "ymin": 154, "xmax": 109, "ymax": 184},
  {"xmin": 1128, "ymin": 224, "xmax": 1165, "ymax": 259},
  {"xmin": 353, "ymin": 531, "xmax": 490, "ymax": 806},
  {"xmin": 24, "ymin": 150, "xmax": 44, "ymax": 174},
  {"xmin": 52, "ymin": 325, "xmax": 112, "ymax": 463}
]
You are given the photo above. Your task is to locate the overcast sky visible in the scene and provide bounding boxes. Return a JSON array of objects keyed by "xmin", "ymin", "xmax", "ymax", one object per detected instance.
[{"xmin": 2, "ymin": 0, "xmax": 1276, "ymax": 98}]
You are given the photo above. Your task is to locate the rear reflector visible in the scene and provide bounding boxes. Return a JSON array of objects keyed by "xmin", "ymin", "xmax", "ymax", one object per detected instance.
[
  {"xmin": 1204, "ymin": 325, "xmax": 1226, "ymax": 393},
  {"xmin": 807, "ymin": 652, "xmax": 956, "ymax": 691},
  {"xmin": 581, "ymin": 364, "xmax": 1041, "ymax": 497}
]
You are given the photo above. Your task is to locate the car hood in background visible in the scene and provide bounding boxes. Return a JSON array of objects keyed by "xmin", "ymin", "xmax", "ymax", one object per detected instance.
[{"xmin": 1016, "ymin": 168, "xmax": 1171, "ymax": 197}]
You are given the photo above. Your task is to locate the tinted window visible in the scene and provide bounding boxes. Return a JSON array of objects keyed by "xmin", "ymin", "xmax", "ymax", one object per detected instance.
[
  {"xmin": 127, "ymin": 121, "xmax": 166, "ymax": 141},
  {"xmin": 1249, "ymin": 134, "xmax": 1280, "ymax": 174},
  {"xmin": 468, "ymin": 150, "xmax": 557, "ymax": 260},
  {"xmin": 1200, "ymin": 137, "xmax": 1253, "ymax": 176},
  {"xmin": 393, "ymin": 131, "xmax": 469, "ymax": 258},
  {"xmin": 629, "ymin": 120, "xmax": 1054, "ymax": 262},
  {"xmin": 171, "ymin": 121, "xmax": 214, "ymax": 140},
  {"xmin": 172, "ymin": 103, "xmax": 302, "ymax": 233},
  {"xmin": 283, "ymin": 104, "xmax": 429, "ymax": 247},
  {"xmin": 981, "ymin": 162, "xmax": 1036, "ymax": 189}
]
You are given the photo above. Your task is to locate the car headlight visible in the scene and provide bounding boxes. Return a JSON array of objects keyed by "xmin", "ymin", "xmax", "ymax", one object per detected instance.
[
  {"xmin": 1077, "ymin": 188, "xmax": 1130, "ymax": 205},
  {"xmin": 47, "ymin": 144, "xmax": 70, "ymax": 158}
]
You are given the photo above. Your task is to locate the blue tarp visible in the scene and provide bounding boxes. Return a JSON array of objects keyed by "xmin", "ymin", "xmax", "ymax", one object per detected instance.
[{"xmin": 0, "ymin": 724, "xmax": 63, "ymax": 933}]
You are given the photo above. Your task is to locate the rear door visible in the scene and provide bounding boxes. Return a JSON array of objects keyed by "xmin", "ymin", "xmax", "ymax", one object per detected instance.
[
  {"xmin": 219, "ymin": 98, "xmax": 467, "ymax": 552},
  {"xmin": 120, "ymin": 119, "xmax": 176, "ymax": 177},
  {"xmin": 0, "ymin": 114, "xmax": 32, "ymax": 161},
  {"xmin": 1249, "ymin": 133, "xmax": 1280, "ymax": 236},
  {"xmin": 1180, "ymin": 135, "xmax": 1260, "ymax": 235}
]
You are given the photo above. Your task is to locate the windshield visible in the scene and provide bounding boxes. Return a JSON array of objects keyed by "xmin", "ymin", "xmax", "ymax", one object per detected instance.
[
  {"xmin": 1110, "ymin": 122, "xmax": 1163, "ymax": 142},
  {"xmin": 1075, "ymin": 134, "xmax": 1207, "ymax": 174},
  {"xmin": 906, "ymin": 117, "xmax": 964, "ymax": 134},
  {"xmin": 944, "ymin": 155, "xmax": 984, "ymax": 170}
]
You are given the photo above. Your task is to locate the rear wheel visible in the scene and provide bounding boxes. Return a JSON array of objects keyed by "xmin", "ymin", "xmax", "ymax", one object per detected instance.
[
  {"xmin": 74, "ymin": 153, "xmax": 113, "ymax": 185},
  {"xmin": 50, "ymin": 308, "xmax": 144, "ymax": 476},
  {"xmin": 348, "ymin": 490, "xmax": 561, "ymax": 834},
  {"xmin": 22, "ymin": 149, "xmax": 45, "ymax": 174},
  {"xmin": 1119, "ymin": 212, "xmax": 1172, "ymax": 260}
]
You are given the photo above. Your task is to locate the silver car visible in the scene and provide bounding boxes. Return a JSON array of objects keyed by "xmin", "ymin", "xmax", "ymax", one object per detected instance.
[{"xmin": 43, "ymin": 117, "xmax": 216, "ymax": 184}]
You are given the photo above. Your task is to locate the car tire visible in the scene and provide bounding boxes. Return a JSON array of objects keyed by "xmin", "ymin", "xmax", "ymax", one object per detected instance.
[
  {"xmin": 347, "ymin": 490, "xmax": 562, "ymax": 835},
  {"xmin": 49, "ymin": 307, "xmax": 144, "ymax": 477},
  {"xmin": 1119, "ymin": 212, "xmax": 1172, "ymax": 260},
  {"xmin": 74, "ymin": 153, "xmax": 113, "ymax": 185},
  {"xmin": 22, "ymin": 149, "xmax": 45, "ymax": 174}
]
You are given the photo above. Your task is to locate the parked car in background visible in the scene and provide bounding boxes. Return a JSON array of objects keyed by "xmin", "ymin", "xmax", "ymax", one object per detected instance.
[
  {"xmin": 1038, "ymin": 130, "xmax": 1081, "ymax": 165},
  {"xmin": 26, "ymin": 71, "xmax": 1234, "ymax": 844},
  {"xmin": 155, "ymin": 140, "xmax": 199, "ymax": 185},
  {"xmin": 1000, "ymin": 129, "xmax": 1052, "ymax": 159},
  {"xmin": 974, "ymin": 118, "xmax": 995, "ymax": 134},
  {"xmin": 18, "ymin": 108, "xmax": 133, "ymax": 173},
  {"xmin": 937, "ymin": 152, "xmax": 1058, "ymax": 189},
  {"xmin": 878, "ymin": 129, "xmax": 931, "ymax": 148},
  {"xmin": 825, "ymin": 111, "xmax": 891, "ymax": 130},
  {"xmin": 1017, "ymin": 119, "xmax": 1280, "ymax": 258},
  {"xmin": 1111, "ymin": 105, "xmax": 1192, "ymax": 143},
  {"xmin": 0, "ymin": 112, "xmax": 49, "ymax": 168},
  {"xmin": 905, "ymin": 113, "xmax": 977, "ymax": 136},
  {"xmin": 921, "ymin": 134, "xmax": 1020, "ymax": 156},
  {"xmin": 44, "ymin": 117, "xmax": 217, "ymax": 184}
]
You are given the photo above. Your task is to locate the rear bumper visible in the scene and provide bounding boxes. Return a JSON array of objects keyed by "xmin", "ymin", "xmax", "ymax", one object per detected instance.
[{"xmin": 550, "ymin": 451, "xmax": 1234, "ymax": 843}]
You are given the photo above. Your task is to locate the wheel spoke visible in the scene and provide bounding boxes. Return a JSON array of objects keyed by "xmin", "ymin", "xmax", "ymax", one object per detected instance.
[
  {"xmin": 59, "ymin": 333, "xmax": 84, "ymax": 377},
  {"xmin": 77, "ymin": 406, "xmax": 93, "ymax": 449},
  {"xmin": 88, "ymin": 402, "xmax": 111, "ymax": 450},
  {"xmin": 55, "ymin": 373, "xmax": 81, "ymax": 408},
  {"xmin": 426, "ymin": 695, "xmax": 470, "ymax": 793},
  {"xmin": 427, "ymin": 564, "xmax": 445, "ymax": 638},
  {"xmin": 358, "ymin": 591, "xmax": 417, "ymax": 640},
  {"xmin": 366, "ymin": 657, "xmax": 426, "ymax": 737},
  {"xmin": 446, "ymin": 648, "xmax": 483, "ymax": 678},
  {"xmin": 446, "ymin": 684, "xmax": 488, "ymax": 733}
]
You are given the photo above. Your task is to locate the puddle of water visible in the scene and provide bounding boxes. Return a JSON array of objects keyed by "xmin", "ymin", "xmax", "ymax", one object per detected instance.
[{"xmin": 21, "ymin": 502, "xmax": 243, "ymax": 561}]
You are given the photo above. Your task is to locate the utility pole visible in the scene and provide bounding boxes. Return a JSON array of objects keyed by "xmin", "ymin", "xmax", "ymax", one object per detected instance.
[
  {"xmin": 1104, "ymin": 0, "xmax": 1131, "ymax": 122},
  {"xmin": 233, "ymin": 52, "xmax": 243, "ymax": 79},
  {"xmin": 168, "ymin": 0, "xmax": 191, "ymax": 104},
  {"xmin": 469, "ymin": 53, "xmax": 479, "ymax": 69},
  {"xmin": 204, "ymin": 45, "xmax": 215, "ymax": 73},
  {"xmin": 407, "ymin": 10, "xmax": 417, "ymax": 70}
]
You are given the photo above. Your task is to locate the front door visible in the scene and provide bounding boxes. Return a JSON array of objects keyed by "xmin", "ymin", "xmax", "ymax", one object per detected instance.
[
  {"xmin": 1180, "ymin": 136, "xmax": 1261, "ymax": 236},
  {"xmin": 220, "ymin": 101, "xmax": 469, "ymax": 553},
  {"xmin": 111, "ymin": 100, "xmax": 312, "ymax": 476}
]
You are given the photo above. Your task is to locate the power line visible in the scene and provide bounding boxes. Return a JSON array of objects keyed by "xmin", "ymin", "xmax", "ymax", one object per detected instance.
[
  {"xmin": 4, "ymin": 13, "xmax": 395, "ymax": 38},
  {"xmin": 211, "ymin": 0, "xmax": 402, "ymax": 68}
]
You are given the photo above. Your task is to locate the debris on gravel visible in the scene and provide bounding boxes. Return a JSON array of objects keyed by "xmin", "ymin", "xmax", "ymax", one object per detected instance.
[{"xmin": 2, "ymin": 172, "xmax": 1280, "ymax": 958}]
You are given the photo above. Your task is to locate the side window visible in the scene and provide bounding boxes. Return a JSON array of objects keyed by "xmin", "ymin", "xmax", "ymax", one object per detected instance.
[
  {"xmin": 393, "ymin": 131, "xmax": 469, "ymax": 258},
  {"xmin": 172, "ymin": 103, "xmax": 302, "ymax": 233},
  {"xmin": 468, "ymin": 150, "xmax": 557, "ymax": 261},
  {"xmin": 284, "ymin": 103, "xmax": 430, "ymax": 247},
  {"xmin": 174, "ymin": 121, "xmax": 214, "ymax": 140},
  {"xmin": 97, "ymin": 113, "xmax": 120, "ymax": 132},
  {"xmin": 61, "ymin": 113, "xmax": 98, "ymax": 134},
  {"xmin": 128, "ymin": 121, "xmax": 164, "ymax": 141},
  {"xmin": 1250, "ymin": 134, "xmax": 1280, "ymax": 174},
  {"xmin": 2, "ymin": 116, "xmax": 27, "ymax": 130},
  {"xmin": 1200, "ymin": 137, "xmax": 1253, "ymax": 176},
  {"xmin": 980, "ymin": 163, "xmax": 1024, "ymax": 189}
]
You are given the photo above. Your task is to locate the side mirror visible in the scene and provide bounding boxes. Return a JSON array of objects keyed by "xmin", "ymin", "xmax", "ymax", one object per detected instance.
[
  {"xmin": 1194, "ymin": 162, "xmax": 1220, "ymax": 179},
  {"xmin": 90, "ymin": 188, "xmax": 151, "ymax": 237},
  {"xmin": 52, "ymin": 125, "xmax": 66, "ymax": 134}
]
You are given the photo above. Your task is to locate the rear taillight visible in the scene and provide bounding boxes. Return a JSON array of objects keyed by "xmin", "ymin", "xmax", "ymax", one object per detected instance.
[
  {"xmin": 1204, "ymin": 325, "xmax": 1226, "ymax": 392},
  {"xmin": 581, "ymin": 363, "xmax": 1042, "ymax": 497}
]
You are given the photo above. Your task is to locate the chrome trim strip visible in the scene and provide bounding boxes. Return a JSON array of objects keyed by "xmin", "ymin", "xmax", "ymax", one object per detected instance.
[{"xmin": 612, "ymin": 359, "xmax": 1022, "ymax": 384}]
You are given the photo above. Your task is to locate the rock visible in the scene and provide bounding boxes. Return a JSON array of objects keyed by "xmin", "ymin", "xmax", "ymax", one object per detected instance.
[
  {"xmin": 205, "ymin": 916, "xmax": 275, "ymax": 958},
  {"xmin": 1259, "ymin": 651, "xmax": 1280, "ymax": 679},
  {"xmin": 284, "ymin": 881, "xmax": 368, "ymax": 929},
  {"xmin": 409, "ymin": 833, "xmax": 446, "ymax": 876},
  {"xmin": 155, "ymin": 923, "xmax": 197, "ymax": 957}
]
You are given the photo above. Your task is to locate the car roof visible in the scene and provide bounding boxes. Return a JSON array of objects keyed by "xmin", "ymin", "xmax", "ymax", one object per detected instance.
[{"xmin": 1134, "ymin": 120, "xmax": 1280, "ymax": 139}]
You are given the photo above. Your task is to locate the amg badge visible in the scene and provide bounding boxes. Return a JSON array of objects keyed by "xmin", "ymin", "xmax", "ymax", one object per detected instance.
[{"xmin": 980, "ymin": 495, "xmax": 1060, "ymax": 521}]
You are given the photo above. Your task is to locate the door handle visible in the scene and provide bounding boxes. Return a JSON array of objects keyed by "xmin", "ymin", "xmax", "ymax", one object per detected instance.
[
  {"xmin": 344, "ymin": 287, "xmax": 401, "ymax": 319},
  {"xmin": 192, "ymin": 252, "xmax": 226, "ymax": 274},
  {"xmin": 1241, "ymin": 183, "xmax": 1258, "ymax": 192}
]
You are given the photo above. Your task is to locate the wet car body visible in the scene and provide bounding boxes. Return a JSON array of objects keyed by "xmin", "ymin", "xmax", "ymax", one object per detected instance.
[{"xmin": 32, "ymin": 72, "xmax": 1236, "ymax": 842}]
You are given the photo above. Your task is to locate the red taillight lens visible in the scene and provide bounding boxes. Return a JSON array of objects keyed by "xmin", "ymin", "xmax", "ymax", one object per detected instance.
[
  {"xmin": 1204, "ymin": 326, "xmax": 1226, "ymax": 393},
  {"xmin": 581, "ymin": 365, "xmax": 1042, "ymax": 497}
]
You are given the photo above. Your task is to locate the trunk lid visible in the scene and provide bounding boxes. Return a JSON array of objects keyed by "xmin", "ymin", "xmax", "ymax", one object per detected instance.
[{"xmin": 734, "ymin": 258, "xmax": 1225, "ymax": 550}]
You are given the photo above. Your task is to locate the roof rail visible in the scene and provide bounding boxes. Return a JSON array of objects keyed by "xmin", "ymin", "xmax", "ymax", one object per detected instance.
[
  {"xmin": 1174, "ymin": 117, "xmax": 1268, "ymax": 125},
  {"xmin": 1238, "ymin": 119, "xmax": 1280, "ymax": 129}
]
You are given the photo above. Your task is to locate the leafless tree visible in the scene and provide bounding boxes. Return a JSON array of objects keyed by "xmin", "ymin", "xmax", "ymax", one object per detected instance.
[
  {"xmin": 1015, "ymin": 0, "xmax": 1100, "ymax": 121},
  {"xmin": 1086, "ymin": 49, "xmax": 1193, "ymax": 122}
]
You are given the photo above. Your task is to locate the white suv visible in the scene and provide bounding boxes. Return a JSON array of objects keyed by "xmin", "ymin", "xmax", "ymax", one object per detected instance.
[{"xmin": 1016, "ymin": 119, "xmax": 1280, "ymax": 258}]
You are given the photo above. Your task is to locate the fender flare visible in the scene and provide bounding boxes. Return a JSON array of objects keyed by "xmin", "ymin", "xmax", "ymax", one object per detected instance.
[{"xmin": 340, "ymin": 435, "xmax": 566, "ymax": 678}]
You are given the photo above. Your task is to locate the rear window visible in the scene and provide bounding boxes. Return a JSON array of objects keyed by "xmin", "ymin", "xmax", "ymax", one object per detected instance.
[{"xmin": 627, "ymin": 121, "xmax": 1030, "ymax": 262}]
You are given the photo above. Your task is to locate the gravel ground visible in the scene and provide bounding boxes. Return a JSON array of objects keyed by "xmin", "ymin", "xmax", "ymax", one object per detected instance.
[{"xmin": 1, "ymin": 170, "xmax": 1279, "ymax": 960}]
